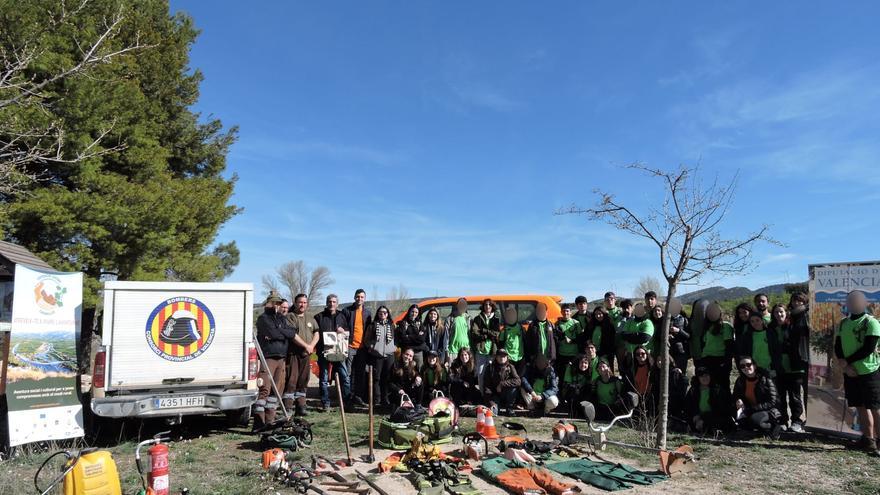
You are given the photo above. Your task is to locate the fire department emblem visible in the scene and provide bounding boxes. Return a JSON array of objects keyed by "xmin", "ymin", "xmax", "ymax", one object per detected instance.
[{"xmin": 145, "ymin": 297, "xmax": 216, "ymax": 362}]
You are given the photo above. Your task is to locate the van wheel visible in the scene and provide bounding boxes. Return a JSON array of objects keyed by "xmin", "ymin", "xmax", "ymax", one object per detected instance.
[{"xmin": 225, "ymin": 406, "xmax": 251, "ymax": 428}]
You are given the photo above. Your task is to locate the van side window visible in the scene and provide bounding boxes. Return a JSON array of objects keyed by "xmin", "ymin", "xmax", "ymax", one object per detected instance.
[{"xmin": 431, "ymin": 304, "xmax": 453, "ymax": 321}]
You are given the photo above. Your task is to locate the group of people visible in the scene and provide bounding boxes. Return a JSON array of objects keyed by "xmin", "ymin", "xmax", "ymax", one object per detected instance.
[{"xmin": 254, "ymin": 288, "xmax": 880, "ymax": 456}]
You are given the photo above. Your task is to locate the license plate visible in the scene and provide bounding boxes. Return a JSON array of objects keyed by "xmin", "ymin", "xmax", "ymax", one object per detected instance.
[{"xmin": 153, "ymin": 395, "xmax": 205, "ymax": 409}]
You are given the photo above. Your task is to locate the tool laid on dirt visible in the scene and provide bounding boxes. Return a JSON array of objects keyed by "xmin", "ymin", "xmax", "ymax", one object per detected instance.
[
  {"xmin": 336, "ymin": 379, "xmax": 355, "ymax": 466},
  {"xmin": 581, "ymin": 408, "xmax": 696, "ymax": 476},
  {"xmin": 34, "ymin": 448, "xmax": 122, "ymax": 495},
  {"xmin": 366, "ymin": 365, "xmax": 376, "ymax": 463},
  {"xmin": 135, "ymin": 431, "xmax": 173, "ymax": 495},
  {"xmin": 356, "ymin": 470, "xmax": 392, "ymax": 495},
  {"xmin": 462, "ymin": 432, "xmax": 488, "ymax": 461}
]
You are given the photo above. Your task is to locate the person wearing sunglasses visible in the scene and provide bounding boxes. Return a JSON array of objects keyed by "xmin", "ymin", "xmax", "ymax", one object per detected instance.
[{"xmin": 732, "ymin": 357, "xmax": 783, "ymax": 439}]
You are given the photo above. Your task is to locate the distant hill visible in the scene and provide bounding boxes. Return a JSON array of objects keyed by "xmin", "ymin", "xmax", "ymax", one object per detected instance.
[{"xmin": 677, "ymin": 283, "xmax": 795, "ymax": 304}]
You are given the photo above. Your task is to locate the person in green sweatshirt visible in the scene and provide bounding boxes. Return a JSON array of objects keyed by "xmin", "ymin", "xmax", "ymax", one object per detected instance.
[
  {"xmin": 604, "ymin": 291, "xmax": 622, "ymax": 326},
  {"xmin": 835, "ymin": 290, "xmax": 880, "ymax": 455},
  {"xmin": 696, "ymin": 301, "xmax": 734, "ymax": 390},
  {"xmin": 754, "ymin": 293, "xmax": 772, "ymax": 324},
  {"xmin": 572, "ymin": 295, "xmax": 592, "ymax": 331},
  {"xmin": 446, "ymin": 298, "xmax": 471, "ymax": 359},
  {"xmin": 737, "ymin": 311, "xmax": 782, "ymax": 378},
  {"xmin": 583, "ymin": 358, "xmax": 628, "ymax": 420},
  {"xmin": 499, "ymin": 306, "xmax": 526, "ymax": 376},
  {"xmin": 555, "ymin": 304, "xmax": 584, "ymax": 380},
  {"xmin": 621, "ymin": 303, "xmax": 655, "ymax": 356}
]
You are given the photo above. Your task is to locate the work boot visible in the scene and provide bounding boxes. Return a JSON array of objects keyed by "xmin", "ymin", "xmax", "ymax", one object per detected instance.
[{"xmin": 856, "ymin": 436, "xmax": 876, "ymax": 452}]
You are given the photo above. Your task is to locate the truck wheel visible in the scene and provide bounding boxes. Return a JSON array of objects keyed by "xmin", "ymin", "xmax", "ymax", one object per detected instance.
[{"xmin": 225, "ymin": 406, "xmax": 251, "ymax": 428}]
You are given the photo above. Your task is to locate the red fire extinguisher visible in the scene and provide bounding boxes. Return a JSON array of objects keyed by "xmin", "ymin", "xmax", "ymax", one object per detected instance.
[{"xmin": 136, "ymin": 431, "xmax": 171, "ymax": 495}]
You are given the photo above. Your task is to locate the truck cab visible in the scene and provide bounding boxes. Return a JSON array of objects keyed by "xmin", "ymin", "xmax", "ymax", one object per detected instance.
[{"xmin": 91, "ymin": 281, "xmax": 258, "ymax": 423}]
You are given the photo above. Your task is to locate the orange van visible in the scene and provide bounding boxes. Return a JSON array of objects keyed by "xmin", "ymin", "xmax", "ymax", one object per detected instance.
[{"xmin": 393, "ymin": 294, "xmax": 564, "ymax": 329}]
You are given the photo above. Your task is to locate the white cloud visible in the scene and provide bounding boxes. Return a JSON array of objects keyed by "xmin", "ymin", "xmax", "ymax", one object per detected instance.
[{"xmin": 231, "ymin": 138, "xmax": 407, "ymax": 167}]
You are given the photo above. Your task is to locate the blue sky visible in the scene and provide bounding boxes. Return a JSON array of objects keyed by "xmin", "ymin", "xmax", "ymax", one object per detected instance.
[{"xmin": 171, "ymin": 1, "xmax": 880, "ymax": 302}]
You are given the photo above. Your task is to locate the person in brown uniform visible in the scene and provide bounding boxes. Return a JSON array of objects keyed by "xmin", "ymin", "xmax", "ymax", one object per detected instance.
[{"xmin": 285, "ymin": 293, "xmax": 319, "ymax": 416}]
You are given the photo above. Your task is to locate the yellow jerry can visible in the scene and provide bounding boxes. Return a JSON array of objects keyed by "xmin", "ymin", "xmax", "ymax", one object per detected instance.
[{"xmin": 62, "ymin": 450, "xmax": 122, "ymax": 495}]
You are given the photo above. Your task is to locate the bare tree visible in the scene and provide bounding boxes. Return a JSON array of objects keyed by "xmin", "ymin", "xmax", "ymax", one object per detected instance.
[
  {"xmin": 0, "ymin": 1, "xmax": 153, "ymax": 197},
  {"xmin": 633, "ymin": 275, "xmax": 663, "ymax": 299},
  {"xmin": 558, "ymin": 164, "xmax": 779, "ymax": 449},
  {"xmin": 385, "ymin": 283, "xmax": 411, "ymax": 317},
  {"xmin": 263, "ymin": 260, "xmax": 334, "ymax": 307}
]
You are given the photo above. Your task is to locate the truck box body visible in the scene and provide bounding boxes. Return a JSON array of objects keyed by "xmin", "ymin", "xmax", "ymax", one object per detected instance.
[{"xmin": 92, "ymin": 281, "xmax": 257, "ymax": 419}]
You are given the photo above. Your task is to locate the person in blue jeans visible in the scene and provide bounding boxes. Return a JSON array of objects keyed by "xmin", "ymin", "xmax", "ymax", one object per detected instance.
[{"xmin": 313, "ymin": 294, "xmax": 350, "ymax": 411}]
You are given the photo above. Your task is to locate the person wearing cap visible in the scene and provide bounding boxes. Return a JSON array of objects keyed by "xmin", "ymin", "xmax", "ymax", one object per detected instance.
[
  {"xmin": 572, "ymin": 295, "xmax": 592, "ymax": 335},
  {"xmin": 733, "ymin": 356, "xmax": 783, "ymax": 439},
  {"xmin": 254, "ymin": 293, "xmax": 296, "ymax": 428},
  {"xmin": 834, "ymin": 290, "xmax": 880, "ymax": 455},
  {"xmin": 482, "ymin": 348, "xmax": 521, "ymax": 415},
  {"xmin": 421, "ymin": 350, "xmax": 449, "ymax": 403},
  {"xmin": 499, "ymin": 306, "xmax": 526, "ymax": 376},
  {"xmin": 520, "ymin": 353, "xmax": 560, "ymax": 417},
  {"xmin": 685, "ymin": 366, "xmax": 734, "ymax": 435}
]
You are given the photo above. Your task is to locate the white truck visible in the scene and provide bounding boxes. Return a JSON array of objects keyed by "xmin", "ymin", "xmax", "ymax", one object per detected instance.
[{"xmin": 91, "ymin": 281, "xmax": 259, "ymax": 424}]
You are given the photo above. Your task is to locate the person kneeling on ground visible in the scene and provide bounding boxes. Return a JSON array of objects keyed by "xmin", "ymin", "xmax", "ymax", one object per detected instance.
[
  {"xmin": 733, "ymin": 357, "xmax": 783, "ymax": 439},
  {"xmin": 421, "ymin": 350, "xmax": 449, "ymax": 403},
  {"xmin": 562, "ymin": 348, "xmax": 598, "ymax": 417},
  {"xmin": 482, "ymin": 348, "xmax": 522, "ymax": 415},
  {"xmin": 389, "ymin": 347, "xmax": 424, "ymax": 406},
  {"xmin": 450, "ymin": 347, "xmax": 481, "ymax": 405},
  {"xmin": 520, "ymin": 353, "xmax": 560, "ymax": 417},
  {"xmin": 685, "ymin": 366, "xmax": 734, "ymax": 435},
  {"xmin": 581, "ymin": 358, "xmax": 634, "ymax": 421}
]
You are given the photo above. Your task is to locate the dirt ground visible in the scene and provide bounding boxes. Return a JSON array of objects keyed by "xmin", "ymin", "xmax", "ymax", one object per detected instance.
[{"xmin": 3, "ymin": 369, "xmax": 879, "ymax": 495}]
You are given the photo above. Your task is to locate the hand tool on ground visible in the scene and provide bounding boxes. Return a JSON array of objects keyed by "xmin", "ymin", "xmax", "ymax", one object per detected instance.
[
  {"xmin": 325, "ymin": 486, "xmax": 369, "ymax": 495},
  {"xmin": 581, "ymin": 408, "xmax": 696, "ymax": 476},
  {"xmin": 356, "ymin": 470, "xmax": 392, "ymax": 495},
  {"xmin": 320, "ymin": 480, "xmax": 362, "ymax": 488},
  {"xmin": 308, "ymin": 485, "xmax": 329, "ymax": 495},
  {"xmin": 336, "ymin": 380, "xmax": 354, "ymax": 466},
  {"xmin": 365, "ymin": 365, "xmax": 376, "ymax": 463}
]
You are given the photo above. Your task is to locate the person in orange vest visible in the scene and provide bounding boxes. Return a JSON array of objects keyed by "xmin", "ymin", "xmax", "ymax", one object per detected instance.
[{"xmin": 342, "ymin": 289, "xmax": 373, "ymax": 407}]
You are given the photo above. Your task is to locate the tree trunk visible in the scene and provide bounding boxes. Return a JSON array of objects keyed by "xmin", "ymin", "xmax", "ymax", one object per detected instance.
[{"xmin": 656, "ymin": 282, "xmax": 677, "ymax": 450}]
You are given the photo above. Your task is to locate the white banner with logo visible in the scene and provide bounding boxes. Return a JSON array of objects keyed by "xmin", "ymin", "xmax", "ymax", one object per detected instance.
[
  {"xmin": 6, "ymin": 265, "xmax": 84, "ymax": 446},
  {"xmin": 807, "ymin": 261, "xmax": 880, "ymax": 435}
]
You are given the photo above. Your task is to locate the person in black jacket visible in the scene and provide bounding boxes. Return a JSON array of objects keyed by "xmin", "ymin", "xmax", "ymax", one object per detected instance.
[
  {"xmin": 732, "ymin": 302, "xmax": 754, "ymax": 344},
  {"xmin": 733, "ymin": 357, "xmax": 782, "ymax": 439},
  {"xmin": 685, "ymin": 366, "xmax": 734, "ymax": 435},
  {"xmin": 396, "ymin": 304, "xmax": 428, "ymax": 368},
  {"xmin": 388, "ymin": 347, "xmax": 423, "ymax": 406},
  {"xmin": 482, "ymin": 348, "xmax": 522, "ymax": 415},
  {"xmin": 587, "ymin": 306, "xmax": 617, "ymax": 371},
  {"xmin": 524, "ymin": 302, "xmax": 556, "ymax": 365},
  {"xmin": 255, "ymin": 294, "xmax": 295, "ymax": 427},
  {"xmin": 422, "ymin": 308, "xmax": 450, "ymax": 364},
  {"xmin": 783, "ymin": 293, "xmax": 811, "ymax": 433},
  {"xmin": 449, "ymin": 347, "xmax": 480, "ymax": 405},
  {"xmin": 313, "ymin": 294, "xmax": 349, "ymax": 411},
  {"xmin": 621, "ymin": 346, "xmax": 659, "ymax": 415},
  {"xmin": 470, "ymin": 298, "xmax": 501, "ymax": 392}
]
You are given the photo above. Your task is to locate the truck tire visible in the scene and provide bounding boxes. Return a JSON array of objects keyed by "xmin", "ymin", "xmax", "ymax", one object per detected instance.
[{"xmin": 225, "ymin": 405, "xmax": 251, "ymax": 428}]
